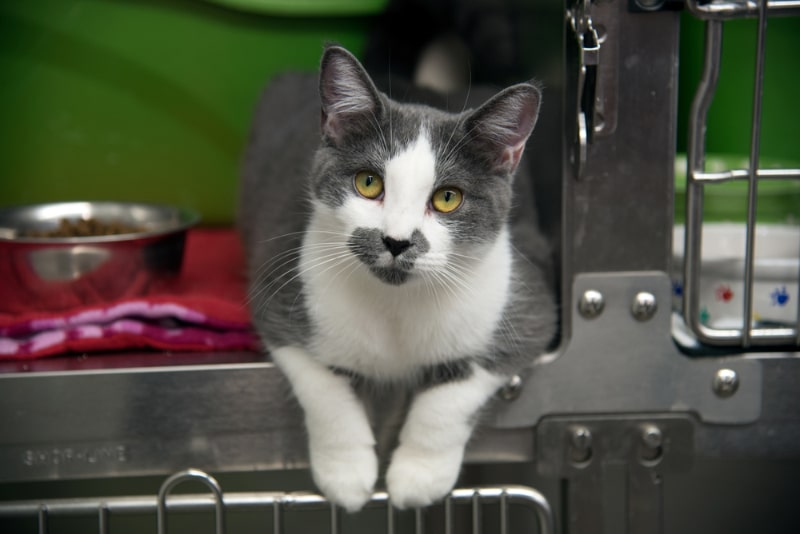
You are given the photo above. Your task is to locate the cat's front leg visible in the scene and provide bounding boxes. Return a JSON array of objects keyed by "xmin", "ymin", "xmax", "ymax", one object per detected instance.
[
  {"xmin": 386, "ymin": 364, "xmax": 506, "ymax": 509},
  {"xmin": 271, "ymin": 346, "xmax": 378, "ymax": 512}
]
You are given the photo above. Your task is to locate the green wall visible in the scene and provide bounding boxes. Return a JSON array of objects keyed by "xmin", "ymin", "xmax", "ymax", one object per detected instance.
[
  {"xmin": 2, "ymin": 2, "xmax": 796, "ymax": 225},
  {"xmin": 0, "ymin": 0, "xmax": 385, "ymax": 224},
  {"xmin": 677, "ymin": 12, "xmax": 800, "ymax": 161}
]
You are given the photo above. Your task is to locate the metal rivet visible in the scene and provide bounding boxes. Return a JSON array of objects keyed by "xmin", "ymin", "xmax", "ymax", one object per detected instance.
[
  {"xmin": 578, "ymin": 290, "xmax": 605, "ymax": 319},
  {"xmin": 569, "ymin": 426, "xmax": 593, "ymax": 465},
  {"xmin": 498, "ymin": 375, "xmax": 523, "ymax": 402},
  {"xmin": 641, "ymin": 425, "xmax": 663, "ymax": 448},
  {"xmin": 640, "ymin": 424, "xmax": 663, "ymax": 464},
  {"xmin": 713, "ymin": 369, "xmax": 739, "ymax": 398},
  {"xmin": 631, "ymin": 292, "xmax": 657, "ymax": 321}
]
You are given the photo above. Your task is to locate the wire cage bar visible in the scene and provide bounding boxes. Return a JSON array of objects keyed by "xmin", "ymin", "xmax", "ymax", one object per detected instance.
[
  {"xmin": 0, "ymin": 469, "xmax": 555, "ymax": 534},
  {"xmin": 686, "ymin": 0, "xmax": 800, "ymax": 20},
  {"xmin": 682, "ymin": 0, "xmax": 800, "ymax": 347}
]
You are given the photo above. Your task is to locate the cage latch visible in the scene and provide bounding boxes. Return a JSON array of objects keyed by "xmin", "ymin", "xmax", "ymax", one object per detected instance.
[{"xmin": 568, "ymin": 0, "xmax": 600, "ymax": 179}]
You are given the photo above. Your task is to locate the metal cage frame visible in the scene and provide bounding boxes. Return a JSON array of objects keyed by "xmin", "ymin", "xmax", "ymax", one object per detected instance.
[
  {"xmin": 1, "ymin": 1, "xmax": 799, "ymax": 533},
  {"xmin": 683, "ymin": 0, "xmax": 800, "ymax": 347},
  {"xmin": 0, "ymin": 469, "xmax": 555, "ymax": 534}
]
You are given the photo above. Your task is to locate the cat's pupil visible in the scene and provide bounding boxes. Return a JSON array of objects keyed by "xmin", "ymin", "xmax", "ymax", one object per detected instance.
[
  {"xmin": 443, "ymin": 191, "xmax": 453, "ymax": 202},
  {"xmin": 365, "ymin": 176, "xmax": 374, "ymax": 186}
]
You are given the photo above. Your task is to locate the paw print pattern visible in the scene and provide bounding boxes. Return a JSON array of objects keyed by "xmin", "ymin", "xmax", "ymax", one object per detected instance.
[
  {"xmin": 699, "ymin": 307, "xmax": 710, "ymax": 325},
  {"xmin": 770, "ymin": 286, "xmax": 790, "ymax": 307},
  {"xmin": 672, "ymin": 280, "xmax": 683, "ymax": 297},
  {"xmin": 715, "ymin": 285, "xmax": 734, "ymax": 302}
]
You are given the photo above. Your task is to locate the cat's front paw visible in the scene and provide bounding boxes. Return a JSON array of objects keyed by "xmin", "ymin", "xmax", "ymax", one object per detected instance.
[
  {"xmin": 386, "ymin": 444, "xmax": 463, "ymax": 509},
  {"xmin": 310, "ymin": 442, "xmax": 378, "ymax": 513}
]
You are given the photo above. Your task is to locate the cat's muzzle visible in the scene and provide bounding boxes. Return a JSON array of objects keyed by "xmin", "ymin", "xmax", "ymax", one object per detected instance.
[{"xmin": 348, "ymin": 228, "xmax": 429, "ymax": 286}]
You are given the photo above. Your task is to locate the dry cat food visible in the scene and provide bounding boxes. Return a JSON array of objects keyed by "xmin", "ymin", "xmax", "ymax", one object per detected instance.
[{"xmin": 24, "ymin": 217, "xmax": 145, "ymax": 238}]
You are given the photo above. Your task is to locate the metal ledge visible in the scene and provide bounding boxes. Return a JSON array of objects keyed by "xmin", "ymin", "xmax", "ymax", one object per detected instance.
[{"xmin": 1, "ymin": 275, "xmax": 798, "ymax": 485}]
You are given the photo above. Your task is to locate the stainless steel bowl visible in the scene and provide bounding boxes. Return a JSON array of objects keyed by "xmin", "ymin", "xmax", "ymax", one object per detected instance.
[{"xmin": 0, "ymin": 202, "xmax": 200, "ymax": 311}]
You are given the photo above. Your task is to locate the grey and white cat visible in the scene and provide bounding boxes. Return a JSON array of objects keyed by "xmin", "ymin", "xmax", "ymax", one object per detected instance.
[{"xmin": 239, "ymin": 45, "xmax": 556, "ymax": 512}]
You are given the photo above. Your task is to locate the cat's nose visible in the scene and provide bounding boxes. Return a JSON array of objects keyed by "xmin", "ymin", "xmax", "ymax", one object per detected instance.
[{"xmin": 382, "ymin": 236, "xmax": 412, "ymax": 257}]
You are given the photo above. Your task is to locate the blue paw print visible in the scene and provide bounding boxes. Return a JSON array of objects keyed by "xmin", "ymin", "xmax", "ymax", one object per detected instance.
[
  {"xmin": 672, "ymin": 280, "xmax": 683, "ymax": 297},
  {"xmin": 770, "ymin": 286, "xmax": 790, "ymax": 307}
]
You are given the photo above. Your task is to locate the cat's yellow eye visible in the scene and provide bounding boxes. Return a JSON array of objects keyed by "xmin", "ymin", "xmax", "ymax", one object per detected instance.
[
  {"xmin": 431, "ymin": 187, "xmax": 463, "ymax": 213},
  {"xmin": 354, "ymin": 171, "xmax": 384, "ymax": 200}
]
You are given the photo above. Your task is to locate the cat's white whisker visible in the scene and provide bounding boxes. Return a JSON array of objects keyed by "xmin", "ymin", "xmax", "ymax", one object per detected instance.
[
  {"xmin": 439, "ymin": 121, "xmax": 483, "ymax": 169},
  {"xmin": 387, "ymin": 78, "xmax": 395, "ymax": 154},
  {"xmin": 339, "ymin": 254, "xmax": 367, "ymax": 287},
  {"xmin": 313, "ymin": 250, "xmax": 363, "ymax": 295},
  {"xmin": 439, "ymin": 76, "xmax": 472, "ymax": 168},
  {"xmin": 257, "ymin": 230, "xmax": 310, "ymax": 243},
  {"xmin": 252, "ymin": 242, "xmax": 348, "ymax": 280},
  {"xmin": 446, "ymin": 250, "xmax": 482, "ymax": 263},
  {"xmin": 254, "ymin": 250, "xmax": 355, "ymax": 314},
  {"xmin": 425, "ymin": 267, "xmax": 465, "ymax": 305},
  {"xmin": 366, "ymin": 109, "xmax": 389, "ymax": 153},
  {"xmin": 303, "ymin": 230, "xmax": 354, "ymax": 239},
  {"xmin": 498, "ymin": 314, "xmax": 523, "ymax": 358},
  {"xmin": 296, "ymin": 254, "xmax": 360, "ymax": 312},
  {"xmin": 257, "ymin": 229, "xmax": 351, "ymax": 248},
  {"xmin": 250, "ymin": 244, "xmax": 350, "ymax": 299}
]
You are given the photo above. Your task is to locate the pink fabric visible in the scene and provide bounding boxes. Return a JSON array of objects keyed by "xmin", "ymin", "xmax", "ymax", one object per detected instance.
[{"xmin": 0, "ymin": 228, "xmax": 260, "ymax": 359}]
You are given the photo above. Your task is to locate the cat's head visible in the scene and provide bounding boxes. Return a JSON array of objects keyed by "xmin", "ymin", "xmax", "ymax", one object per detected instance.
[{"xmin": 309, "ymin": 45, "xmax": 541, "ymax": 286}]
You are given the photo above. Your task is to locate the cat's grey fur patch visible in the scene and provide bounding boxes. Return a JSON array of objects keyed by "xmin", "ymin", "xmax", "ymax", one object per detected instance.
[
  {"xmin": 348, "ymin": 228, "xmax": 430, "ymax": 285},
  {"xmin": 418, "ymin": 359, "xmax": 474, "ymax": 389},
  {"xmin": 331, "ymin": 359, "xmax": 473, "ymax": 391},
  {"xmin": 239, "ymin": 72, "xmax": 319, "ymax": 349}
]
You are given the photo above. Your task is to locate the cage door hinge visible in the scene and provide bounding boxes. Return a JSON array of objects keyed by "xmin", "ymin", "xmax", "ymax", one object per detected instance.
[{"xmin": 537, "ymin": 414, "xmax": 694, "ymax": 534}]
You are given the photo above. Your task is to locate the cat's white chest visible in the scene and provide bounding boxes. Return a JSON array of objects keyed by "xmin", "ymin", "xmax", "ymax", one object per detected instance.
[{"xmin": 301, "ymin": 235, "xmax": 512, "ymax": 380}]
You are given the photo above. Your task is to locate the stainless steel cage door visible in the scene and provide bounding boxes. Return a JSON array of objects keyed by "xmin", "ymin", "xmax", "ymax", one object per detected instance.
[{"xmin": 682, "ymin": 0, "xmax": 800, "ymax": 347}]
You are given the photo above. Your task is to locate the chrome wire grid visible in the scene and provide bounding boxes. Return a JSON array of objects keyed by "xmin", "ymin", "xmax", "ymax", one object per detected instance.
[
  {"xmin": 683, "ymin": 0, "xmax": 800, "ymax": 347},
  {"xmin": 0, "ymin": 469, "xmax": 555, "ymax": 534}
]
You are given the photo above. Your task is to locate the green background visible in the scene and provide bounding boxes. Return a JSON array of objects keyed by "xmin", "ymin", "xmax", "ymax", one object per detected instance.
[
  {"xmin": 676, "ymin": 13, "xmax": 800, "ymax": 224},
  {"xmin": 0, "ymin": 1, "xmax": 797, "ymax": 225},
  {"xmin": 677, "ymin": 12, "xmax": 799, "ymax": 161},
  {"xmin": 0, "ymin": 0, "xmax": 386, "ymax": 224}
]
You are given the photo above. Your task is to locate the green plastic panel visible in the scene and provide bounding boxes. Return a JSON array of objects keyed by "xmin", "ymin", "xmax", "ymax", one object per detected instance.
[
  {"xmin": 677, "ymin": 13, "xmax": 800, "ymax": 161},
  {"xmin": 204, "ymin": 0, "xmax": 389, "ymax": 16},
  {"xmin": 0, "ymin": 0, "xmax": 383, "ymax": 224}
]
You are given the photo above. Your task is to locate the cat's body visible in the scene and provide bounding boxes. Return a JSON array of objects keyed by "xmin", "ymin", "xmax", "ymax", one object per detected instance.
[{"xmin": 240, "ymin": 46, "xmax": 556, "ymax": 511}]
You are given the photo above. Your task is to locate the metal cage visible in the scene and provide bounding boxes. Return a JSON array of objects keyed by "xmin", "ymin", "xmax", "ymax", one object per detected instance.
[
  {"xmin": 0, "ymin": 469, "xmax": 554, "ymax": 534},
  {"xmin": 682, "ymin": 0, "xmax": 800, "ymax": 347},
  {"xmin": 1, "ymin": 1, "xmax": 799, "ymax": 533}
]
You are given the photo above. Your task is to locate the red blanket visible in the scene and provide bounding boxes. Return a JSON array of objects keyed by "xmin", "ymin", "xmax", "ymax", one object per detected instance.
[{"xmin": 0, "ymin": 228, "xmax": 260, "ymax": 359}]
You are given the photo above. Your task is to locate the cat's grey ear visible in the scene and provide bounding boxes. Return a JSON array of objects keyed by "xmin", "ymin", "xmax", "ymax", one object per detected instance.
[
  {"xmin": 319, "ymin": 45, "xmax": 383, "ymax": 143},
  {"xmin": 465, "ymin": 82, "xmax": 542, "ymax": 174}
]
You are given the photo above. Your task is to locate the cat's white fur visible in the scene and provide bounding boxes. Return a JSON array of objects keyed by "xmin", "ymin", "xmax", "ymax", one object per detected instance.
[
  {"xmin": 273, "ymin": 127, "xmax": 514, "ymax": 510},
  {"xmin": 385, "ymin": 365, "xmax": 505, "ymax": 508},
  {"xmin": 381, "ymin": 126, "xmax": 438, "ymax": 241},
  {"xmin": 271, "ymin": 345, "xmax": 378, "ymax": 512}
]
